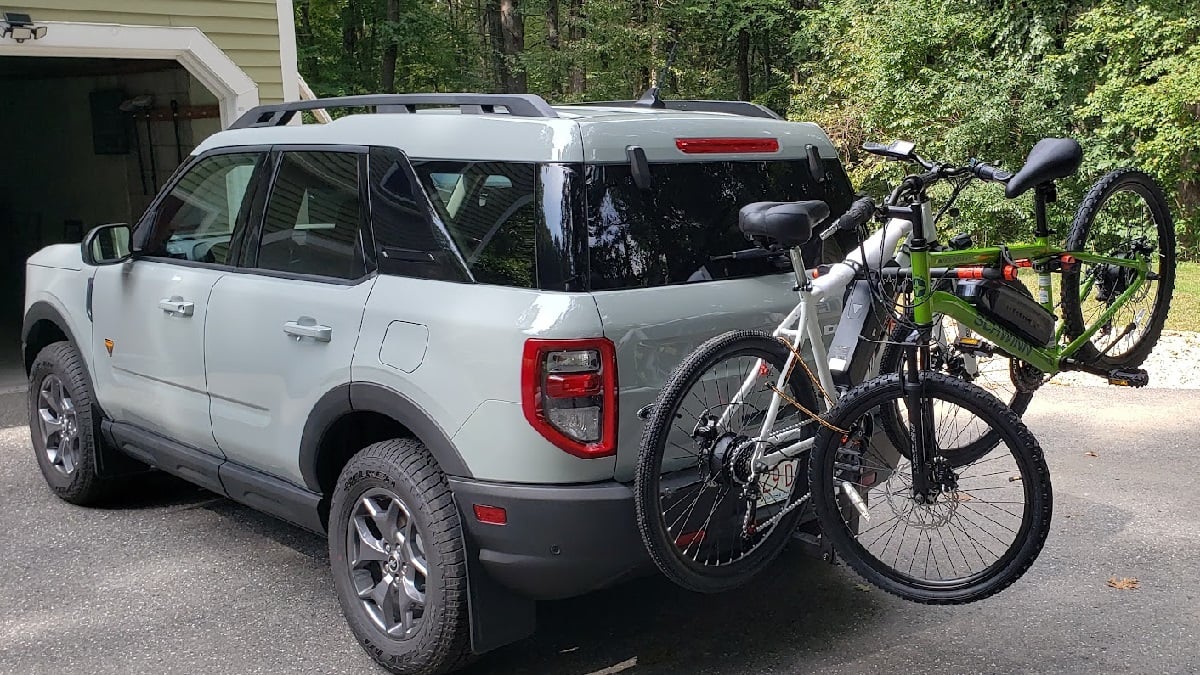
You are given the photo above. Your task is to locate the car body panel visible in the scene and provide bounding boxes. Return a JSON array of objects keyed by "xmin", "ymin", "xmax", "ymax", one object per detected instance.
[
  {"xmin": 206, "ymin": 272, "xmax": 375, "ymax": 484},
  {"xmin": 592, "ymin": 273, "xmax": 845, "ymax": 482},
  {"xmin": 89, "ymin": 258, "xmax": 226, "ymax": 453},
  {"xmin": 355, "ymin": 274, "xmax": 609, "ymax": 482}
]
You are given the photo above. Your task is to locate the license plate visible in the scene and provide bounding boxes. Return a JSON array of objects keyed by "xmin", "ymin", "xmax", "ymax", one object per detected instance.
[{"xmin": 760, "ymin": 459, "xmax": 799, "ymax": 506}]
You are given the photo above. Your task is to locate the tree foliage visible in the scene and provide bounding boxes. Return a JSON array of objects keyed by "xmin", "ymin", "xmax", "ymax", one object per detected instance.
[{"xmin": 295, "ymin": 0, "xmax": 1200, "ymax": 256}]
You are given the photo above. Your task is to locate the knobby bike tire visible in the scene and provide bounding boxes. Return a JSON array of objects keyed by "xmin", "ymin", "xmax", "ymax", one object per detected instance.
[
  {"xmin": 1061, "ymin": 168, "xmax": 1176, "ymax": 369},
  {"xmin": 810, "ymin": 372, "xmax": 1052, "ymax": 604},
  {"xmin": 635, "ymin": 330, "xmax": 820, "ymax": 593}
]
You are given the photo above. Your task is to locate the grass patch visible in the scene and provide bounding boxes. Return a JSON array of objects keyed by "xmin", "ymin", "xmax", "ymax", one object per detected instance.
[{"xmin": 1165, "ymin": 261, "xmax": 1200, "ymax": 333}]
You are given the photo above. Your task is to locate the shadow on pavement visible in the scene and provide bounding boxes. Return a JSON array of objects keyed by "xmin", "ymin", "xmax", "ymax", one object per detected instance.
[{"xmin": 462, "ymin": 547, "xmax": 882, "ymax": 675}]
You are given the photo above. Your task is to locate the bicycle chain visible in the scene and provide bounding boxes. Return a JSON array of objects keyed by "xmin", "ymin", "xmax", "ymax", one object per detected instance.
[{"xmin": 750, "ymin": 491, "xmax": 811, "ymax": 535}]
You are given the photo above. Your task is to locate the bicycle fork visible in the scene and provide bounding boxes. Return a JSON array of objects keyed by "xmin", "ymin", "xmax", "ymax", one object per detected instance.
[{"xmin": 903, "ymin": 340, "xmax": 937, "ymax": 502}]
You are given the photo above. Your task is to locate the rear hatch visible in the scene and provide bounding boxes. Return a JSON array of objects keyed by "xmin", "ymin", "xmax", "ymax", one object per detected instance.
[
  {"xmin": 405, "ymin": 112, "xmax": 854, "ymax": 483},
  {"xmin": 575, "ymin": 113, "xmax": 856, "ymax": 481}
]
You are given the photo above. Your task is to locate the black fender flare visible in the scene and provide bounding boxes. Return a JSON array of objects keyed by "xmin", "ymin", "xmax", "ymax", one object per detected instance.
[
  {"xmin": 298, "ymin": 382, "xmax": 473, "ymax": 493},
  {"xmin": 22, "ymin": 300, "xmax": 81, "ymax": 372}
]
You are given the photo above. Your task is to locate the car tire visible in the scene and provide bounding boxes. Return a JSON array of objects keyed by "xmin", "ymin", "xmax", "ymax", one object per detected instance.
[
  {"xmin": 329, "ymin": 439, "xmax": 473, "ymax": 675},
  {"xmin": 28, "ymin": 341, "xmax": 120, "ymax": 505}
]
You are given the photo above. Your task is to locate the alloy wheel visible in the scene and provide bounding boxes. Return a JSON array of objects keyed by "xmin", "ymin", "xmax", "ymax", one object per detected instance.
[
  {"xmin": 346, "ymin": 488, "xmax": 430, "ymax": 639},
  {"xmin": 37, "ymin": 374, "xmax": 80, "ymax": 476}
]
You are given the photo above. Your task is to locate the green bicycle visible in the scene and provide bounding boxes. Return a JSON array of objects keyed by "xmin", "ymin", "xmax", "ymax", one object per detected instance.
[
  {"xmin": 809, "ymin": 137, "xmax": 1174, "ymax": 602},
  {"xmin": 860, "ymin": 138, "xmax": 1175, "ymax": 463}
]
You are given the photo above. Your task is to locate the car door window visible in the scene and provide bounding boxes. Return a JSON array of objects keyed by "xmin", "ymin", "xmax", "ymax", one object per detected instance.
[
  {"xmin": 256, "ymin": 151, "xmax": 366, "ymax": 280},
  {"xmin": 140, "ymin": 152, "xmax": 263, "ymax": 264}
]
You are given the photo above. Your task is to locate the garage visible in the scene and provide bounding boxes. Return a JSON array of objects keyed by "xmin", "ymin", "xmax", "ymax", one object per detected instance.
[
  {"xmin": 0, "ymin": 7, "xmax": 300, "ymax": 388},
  {"xmin": 0, "ymin": 56, "xmax": 224, "ymax": 338}
]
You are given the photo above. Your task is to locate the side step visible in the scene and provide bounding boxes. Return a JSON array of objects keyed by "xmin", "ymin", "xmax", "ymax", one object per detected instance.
[{"xmin": 1107, "ymin": 368, "xmax": 1149, "ymax": 388}]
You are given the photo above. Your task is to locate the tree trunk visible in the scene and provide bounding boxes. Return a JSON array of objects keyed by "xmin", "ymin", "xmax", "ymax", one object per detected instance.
[
  {"xmin": 381, "ymin": 0, "xmax": 400, "ymax": 93},
  {"xmin": 567, "ymin": 0, "xmax": 586, "ymax": 94},
  {"xmin": 736, "ymin": 28, "xmax": 751, "ymax": 101},
  {"xmin": 487, "ymin": 0, "xmax": 526, "ymax": 93},
  {"xmin": 547, "ymin": 0, "xmax": 561, "ymax": 94},
  {"xmin": 297, "ymin": 0, "xmax": 317, "ymax": 79},
  {"xmin": 501, "ymin": 0, "xmax": 526, "ymax": 93}
]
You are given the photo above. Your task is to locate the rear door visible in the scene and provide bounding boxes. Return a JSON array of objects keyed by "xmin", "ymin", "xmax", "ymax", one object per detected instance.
[
  {"xmin": 581, "ymin": 159, "xmax": 853, "ymax": 481},
  {"xmin": 204, "ymin": 148, "xmax": 375, "ymax": 484}
]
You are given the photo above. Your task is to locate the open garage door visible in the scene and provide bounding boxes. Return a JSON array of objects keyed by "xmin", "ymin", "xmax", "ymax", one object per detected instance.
[{"xmin": 0, "ymin": 56, "xmax": 225, "ymax": 387}]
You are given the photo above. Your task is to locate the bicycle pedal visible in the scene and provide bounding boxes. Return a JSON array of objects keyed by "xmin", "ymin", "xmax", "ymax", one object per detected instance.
[
  {"xmin": 952, "ymin": 337, "xmax": 994, "ymax": 356},
  {"xmin": 1107, "ymin": 368, "xmax": 1149, "ymax": 388}
]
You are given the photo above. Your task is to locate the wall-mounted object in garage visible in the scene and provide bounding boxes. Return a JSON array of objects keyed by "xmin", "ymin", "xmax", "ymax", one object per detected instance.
[{"xmin": 89, "ymin": 89, "xmax": 130, "ymax": 156}]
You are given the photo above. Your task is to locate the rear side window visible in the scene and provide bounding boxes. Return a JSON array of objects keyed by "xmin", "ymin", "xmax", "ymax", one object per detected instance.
[
  {"xmin": 411, "ymin": 160, "xmax": 541, "ymax": 288},
  {"xmin": 257, "ymin": 151, "xmax": 366, "ymax": 280},
  {"xmin": 367, "ymin": 148, "xmax": 469, "ymax": 282},
  {"xmin": 584, "ymin": 160, "xmax": 852, "ymax": 290}
]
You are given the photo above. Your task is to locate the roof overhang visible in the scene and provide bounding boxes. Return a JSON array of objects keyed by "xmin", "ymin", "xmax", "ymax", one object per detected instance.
[{"xmin": 0, "ymin": 21, "xmax": 259, "ymax": 127}]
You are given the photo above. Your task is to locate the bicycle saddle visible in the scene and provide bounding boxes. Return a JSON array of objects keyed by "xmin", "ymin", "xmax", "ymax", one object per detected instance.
[
  {"xmin": 738, "ymin": 200, "xmax": 829, "ymax": 249},
  {"xmin": 1005, "ymin": 138, "xmax": 1083, "ymax": 199}
]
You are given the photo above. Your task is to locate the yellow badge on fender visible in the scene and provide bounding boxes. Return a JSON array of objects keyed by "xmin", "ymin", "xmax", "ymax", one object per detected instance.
[{"xmin": 104, "ymin": 339, "xmax": 114, "ymax": 356}]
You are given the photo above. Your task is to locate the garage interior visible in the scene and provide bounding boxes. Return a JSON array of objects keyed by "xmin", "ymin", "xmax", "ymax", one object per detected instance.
[{"xmin": 0, "ymin": 55, "xmax": 223, "ymax": 389}]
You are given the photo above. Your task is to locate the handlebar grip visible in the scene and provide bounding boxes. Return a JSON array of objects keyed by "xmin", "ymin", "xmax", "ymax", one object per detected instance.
[
  {"xmin": 820, "ymin": 196, "xmax": 876, "ymax": 240},
  {"xmin": 973, "ymin": 162, "xmax": 1013, "ymax": 183}
]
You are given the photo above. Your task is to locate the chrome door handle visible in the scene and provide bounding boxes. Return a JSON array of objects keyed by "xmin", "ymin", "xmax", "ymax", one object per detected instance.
[
  {"xmin": 158, "ymin": 297, "xmax": 195, "ymax": 317},
  {"xmin": 283, "ymin": 317, "xmax": 332, "ymax": 343}
]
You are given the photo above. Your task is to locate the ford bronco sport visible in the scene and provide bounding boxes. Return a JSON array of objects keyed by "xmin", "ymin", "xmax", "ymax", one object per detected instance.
[{"xmin": 22, "ymin": 93, "xmax": 855, "ymax": 674}]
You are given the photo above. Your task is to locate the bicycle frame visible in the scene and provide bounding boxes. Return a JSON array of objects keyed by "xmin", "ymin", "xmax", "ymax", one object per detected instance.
[
  {"xmin": 716, "ymin": 217, "xmax": 917, "ymax": 476},
  {"xmin": 916, "ymin": 224, "xmax": 1152, "ymax": 376}
]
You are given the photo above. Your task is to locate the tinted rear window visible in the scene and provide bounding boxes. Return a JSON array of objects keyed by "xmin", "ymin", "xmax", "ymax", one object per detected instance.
[
  {"xmin": 410, "ymin": 160, "xmax": 583, "ymax": 290},
  {"xmin": 584, "ymin": 160, "xmax": 852, "ymax": 290}
]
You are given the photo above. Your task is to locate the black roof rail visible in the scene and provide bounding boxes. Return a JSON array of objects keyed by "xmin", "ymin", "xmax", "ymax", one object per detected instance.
[
  {"xmin": 568, "ymin": 99, "xmax": 783, "ymax": 120},
  {"xmin": 229, "ymin": 93, "xmax": 560, "ymax": 129}
]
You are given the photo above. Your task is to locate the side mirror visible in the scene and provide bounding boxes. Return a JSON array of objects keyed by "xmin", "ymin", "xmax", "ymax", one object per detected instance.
[{"xmin": 81, "ymin": 224, "xmax": 133, "ymax": 266}]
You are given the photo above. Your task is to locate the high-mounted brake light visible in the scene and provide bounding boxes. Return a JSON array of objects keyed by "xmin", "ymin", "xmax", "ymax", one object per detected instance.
[
  {"xmin": 675, "ymin": 137, "xmax": 780, "ymax": 154},
  {"xmin": 522, "ymin": 338, "xmax": 618, "ymax": 459}
]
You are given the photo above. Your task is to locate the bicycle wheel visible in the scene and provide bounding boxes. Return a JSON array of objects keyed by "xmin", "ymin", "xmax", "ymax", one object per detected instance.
[
  {"xmin": 1061, "ymin": 168, "xmax": 1176, "ymax": 369},
  {"xmin": 635, "ymin": 330, "xmax": 821, "ymax": 593},
  {"xmin": 809, "ymin": 372, "xmax": 1052, "ymax": 604},
  {"xmin": 877, "ymin": 289, "xmax": 1043, "ymax": 465}
]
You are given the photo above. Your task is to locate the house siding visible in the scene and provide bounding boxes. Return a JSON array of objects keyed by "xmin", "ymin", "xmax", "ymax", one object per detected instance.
[{"xmin": 7, "ymin": 0, "xmax": 286, "ymax": 102}]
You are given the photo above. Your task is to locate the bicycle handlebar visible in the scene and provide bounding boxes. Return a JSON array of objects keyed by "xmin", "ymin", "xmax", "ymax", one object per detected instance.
[
  {"xmin": 820, "ymin": 196, "xmax": 877, "ymax": 241},
  {"xmin": 970, "ymin": 161, "xmax": 1013, "ymax": 183}
]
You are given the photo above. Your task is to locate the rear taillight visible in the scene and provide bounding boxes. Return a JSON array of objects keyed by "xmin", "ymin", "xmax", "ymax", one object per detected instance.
[{"xmin": 521, "ymin": 338, "xmax": 618, "ymax": 459}]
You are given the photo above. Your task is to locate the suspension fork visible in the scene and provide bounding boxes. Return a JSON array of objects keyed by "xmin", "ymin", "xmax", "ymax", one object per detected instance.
[
  {"xmin": 902, "ymin": 196, "xmax": 936, "ymax": 501},
  {"xmin": 903, "ymin": 340, "xmax": 934, "ymax": 500}
]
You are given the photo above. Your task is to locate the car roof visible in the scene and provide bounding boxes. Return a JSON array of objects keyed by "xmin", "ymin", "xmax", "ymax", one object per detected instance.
[{"xmin": 196, "ymin": 98, "xmax": 840, "ymax": 164}]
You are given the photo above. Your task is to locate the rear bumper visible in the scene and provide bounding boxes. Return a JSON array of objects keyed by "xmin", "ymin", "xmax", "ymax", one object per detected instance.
[{"xmin": 448, "ymin": 477, "xmax": 651, "ymax": 600}]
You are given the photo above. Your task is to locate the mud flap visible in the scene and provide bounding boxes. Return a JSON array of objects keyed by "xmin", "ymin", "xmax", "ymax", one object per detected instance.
[{"xmin": 460, "ymin": 514, "xmax": 537, "ymax": 654}]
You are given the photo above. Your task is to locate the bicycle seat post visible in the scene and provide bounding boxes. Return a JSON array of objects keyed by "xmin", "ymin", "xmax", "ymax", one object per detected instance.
[
  {"xmin": 788, "ymin": 248, "xmax": 810, "ymax": 293},
  {"xmin": 1034, "ymin": 183, "xmax": 1056, "ymax": 239}
]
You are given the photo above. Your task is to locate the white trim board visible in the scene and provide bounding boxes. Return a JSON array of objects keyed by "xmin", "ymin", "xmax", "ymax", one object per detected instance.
[
  {"xmin": 276, "ymin": 0, "xmax": 301, "ymax": 104},
  {"xmin": 0, "ymin": 21, "xmax": 260, "ymax": 127}
]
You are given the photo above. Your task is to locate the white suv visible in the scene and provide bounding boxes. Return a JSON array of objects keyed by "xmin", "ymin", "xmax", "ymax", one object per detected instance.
[{"xmin": 22, "ymin": 93, "xmax": 854, "ymax": 675}]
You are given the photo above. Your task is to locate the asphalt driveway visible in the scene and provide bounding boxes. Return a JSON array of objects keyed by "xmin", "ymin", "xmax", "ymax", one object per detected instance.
[{"xmin": 2, "ymin": 384, "xmax": 1198, "ymax": 674}]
